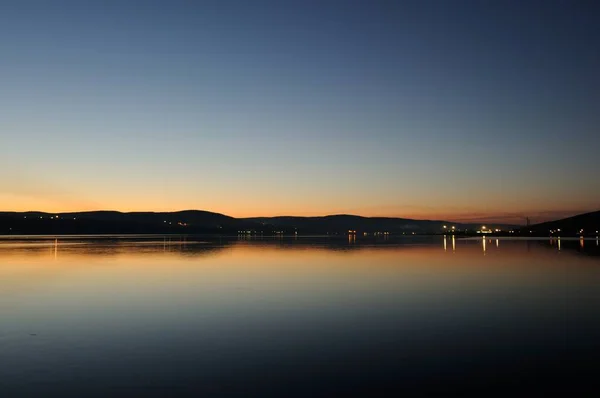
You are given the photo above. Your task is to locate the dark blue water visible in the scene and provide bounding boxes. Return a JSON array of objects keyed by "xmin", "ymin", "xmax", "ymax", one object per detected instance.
[{"xmin": 1, "ymin": 236, "xmax": 599, "ymax": 396}]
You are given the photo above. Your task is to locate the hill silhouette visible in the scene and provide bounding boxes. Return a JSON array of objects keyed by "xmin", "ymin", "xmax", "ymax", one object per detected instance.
[
  {"xmin": 526, "ymin": 211, "xmax": 600, "ymax": 236},
  {"xmin": 0, "ymin": 210, "xmax": 517, "ymax": 236},
  {"xmin": 243, "ymin": 215, "xmax": 509, "ymax": 234},
  {"xmin": 0, "ymin": 210, "xmax": 259, "ymax": 235}
]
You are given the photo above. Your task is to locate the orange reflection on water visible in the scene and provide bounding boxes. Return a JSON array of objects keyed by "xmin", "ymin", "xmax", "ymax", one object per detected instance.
[
  {"xmin": 1, "ymin": 236, "xmax": 597, "ymax": 326},
  {"xmin": 1, "ymin": 236, "xmax": 585, "ymax": 279}
]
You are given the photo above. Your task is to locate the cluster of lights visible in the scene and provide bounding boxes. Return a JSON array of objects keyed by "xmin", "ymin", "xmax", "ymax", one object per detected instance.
[
  {"xmin": 575, "ymin": 229, "xmax": 600, "ymax": 235},
  {"xmin": 27, "ymin": 215, "xmax": 76, "ymax": 220},
  {"xmin": 477, "ymin": 226, "xmax": 493, "ymax": 234},
  {"xmin": 162, "ymin": 220, "xmax": 189, "ymax": 226}
]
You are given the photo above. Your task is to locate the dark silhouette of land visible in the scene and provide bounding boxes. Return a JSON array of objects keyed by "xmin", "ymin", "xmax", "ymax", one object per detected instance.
[
  {"xmin": 524, "ymin": 210, "xmax": 600, "ymax": 236},
  {"xmin": 0, "ymin": 210, "xmax": 519, "ymax": 236},
  {"xmin": 243, "ymin": 215, "xmax": 510, "ymax": 234},
  {"xmin": 1, "ymin": 209, "xmax": 597, "ymax": 236}
]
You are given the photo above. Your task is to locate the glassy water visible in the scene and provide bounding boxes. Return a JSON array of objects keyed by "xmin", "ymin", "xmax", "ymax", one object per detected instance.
[{"xmin": 1, "ymin": 236, "xmax": 599, "ymax": 396}]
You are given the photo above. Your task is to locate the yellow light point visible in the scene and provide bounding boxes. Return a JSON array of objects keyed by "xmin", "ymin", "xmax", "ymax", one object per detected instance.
[{"xmin": 443, "ymin": 225, "xmax": 447, "ymax": 229}]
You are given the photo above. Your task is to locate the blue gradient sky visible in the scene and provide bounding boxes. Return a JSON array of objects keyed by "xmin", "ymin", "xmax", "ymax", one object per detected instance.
[{"xmin": 1, "ymin": 0, "xmax": 598, "ymax": 223}]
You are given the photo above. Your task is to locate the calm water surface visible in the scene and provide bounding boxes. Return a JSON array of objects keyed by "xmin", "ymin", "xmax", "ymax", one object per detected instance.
[{"xmin": 1, "ymin": 236, "xmax": 599, "ymax": 396}]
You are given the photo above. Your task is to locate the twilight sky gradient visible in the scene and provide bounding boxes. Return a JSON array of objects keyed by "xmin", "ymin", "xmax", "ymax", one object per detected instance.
[{"xmin": 1, "ymin": 0, "xmax": 598, "ymax": 223}]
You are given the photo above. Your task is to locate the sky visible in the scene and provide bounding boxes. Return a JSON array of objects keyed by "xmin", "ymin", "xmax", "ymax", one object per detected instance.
[{"xmin": 1, "ymin": 0, "xmax": 598, "ymax": 224}]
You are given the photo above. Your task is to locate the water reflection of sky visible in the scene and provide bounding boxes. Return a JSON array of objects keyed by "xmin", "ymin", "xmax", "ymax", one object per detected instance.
[{"xmin": 1, "ymin": 236, "xmax": 599, "ymax": 396}]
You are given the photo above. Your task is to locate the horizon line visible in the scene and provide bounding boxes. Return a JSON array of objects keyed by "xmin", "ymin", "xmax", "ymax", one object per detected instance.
[{"xmin": 4, "ymin": 208, "xmax": 596, "ymax": 226}]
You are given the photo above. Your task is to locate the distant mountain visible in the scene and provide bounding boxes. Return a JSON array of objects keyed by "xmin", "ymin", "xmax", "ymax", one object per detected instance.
[
  {"xmin": 243, "ymin": 215, "xmax": 515, "ymax": 234},
  {"xmin": 526, "ymin": 211, "xmax": 600, "ymax": 236},
  {"xmin": 0, "ymin": 210, "xmax": 260, "ymax": 235},
  {"xmin": 0, "ymin": 210, "xmax": 517, "ymax": 236}
]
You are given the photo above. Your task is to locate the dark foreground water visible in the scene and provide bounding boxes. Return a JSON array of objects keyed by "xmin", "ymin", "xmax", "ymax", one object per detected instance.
[{"xmin": 1, "ymin": 235, "xmax": 599, "ymax": 396}]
